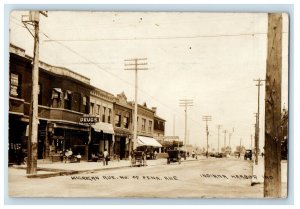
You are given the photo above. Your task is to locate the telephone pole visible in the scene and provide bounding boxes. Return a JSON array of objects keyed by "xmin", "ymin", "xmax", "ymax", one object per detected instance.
[
  {"xmin": 202, "ymin": 115, "xmax": 212, "ymax": 158},
  {"xmin": 179, "ymin": 99, "xmax": 193, "ymax": 153},
  {"xmin": 254, "ymin": 112, "xmax": 259, "ymax": 165},
  {"xmin": 217, "ymin": 125, "xmax": 222, "ymax": 153},
  {"xmin": 223, "ymin": 129, "xmax": 227, "ymax": 153},
  {"xmin": 264, "ymin": 13, "xmax": 282, "ymax": 197},
  {"xmin": 124, "ymin": 58, "xmax": 148, "ymax": 151},
  {"xmin": 254, "ymin": 78, "xmax": 265, "ymax": 164},
  {"xmin": 22, "ymin": 11, "xmax": 47, "ymax": 175}
]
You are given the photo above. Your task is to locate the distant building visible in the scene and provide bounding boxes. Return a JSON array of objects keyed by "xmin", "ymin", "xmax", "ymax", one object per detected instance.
[{"xmin": 152, "ymin": 107, "xmax": 166, "ymax": 137}]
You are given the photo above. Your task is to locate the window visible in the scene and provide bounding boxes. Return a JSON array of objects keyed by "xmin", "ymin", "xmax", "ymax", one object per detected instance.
[
  {"xmin": 52, "ymin": 88, "xmax": 62, "ymax": 108},
  {"xmin": 97, "ymin": 105, "xmax": 100, "ymax": 115},
  {"xmin": 38, "ymin": 83, "xmax": 42, "ymax": 105},
  {"xmin": 90, "ymin": 103, "xmax": 94, "ymax": 115},
  {"xmin": 142, "ymin": 118, "xmax": 146, "ymax": 132},
  {"xmin": 10, "ymin": 73, "xmax": 21, "ymax": 97},
  {"xmin": 108, "ymin": 108, "xmax": 111, "ymax": 124},
  {"xmin": 64, "ymin": 90, "xmax": 72, "ymax": 110},
  {"xmin": 115, "ymin": 114, "xmax": 121, "ymax": 127},
  {"xmin": 149, "ymin": 121, "xmax": 152, "ymax": 133},
  {"xmin": 123, "ymin": 116, "xmax": 129, "ymax": 129},
  {"xmin": 102, "ymin": 106, "xmax": 106, "ymax": 122}
]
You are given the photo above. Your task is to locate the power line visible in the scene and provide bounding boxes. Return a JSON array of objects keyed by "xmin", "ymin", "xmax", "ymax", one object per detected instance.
[{"xmin": 44, "ymin": 32, "xmax": 269, "ymax": 42}]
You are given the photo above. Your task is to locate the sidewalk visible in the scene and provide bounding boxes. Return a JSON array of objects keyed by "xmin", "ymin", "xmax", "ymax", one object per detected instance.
[
  {"xmin": 12, "ymin": 157, "xmax": 199, "ymax": 178},
  {"xmin": 251, "ymin": 157, "xmax": 288, "ymax": 197}
]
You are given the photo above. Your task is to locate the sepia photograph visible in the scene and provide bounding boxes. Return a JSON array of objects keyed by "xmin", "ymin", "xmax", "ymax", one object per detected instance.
[{"xmin": 7, "ymin": 10, "xmax": 289, "ymax": 198}]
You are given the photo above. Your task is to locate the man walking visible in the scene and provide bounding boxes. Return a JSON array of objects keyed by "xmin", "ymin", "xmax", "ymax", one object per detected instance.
[{"xmin": 103, "ymin": 149, "xmax": 109, "ymax": 166}]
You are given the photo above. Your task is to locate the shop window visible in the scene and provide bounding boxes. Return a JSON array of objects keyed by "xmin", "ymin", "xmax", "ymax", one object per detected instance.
[
  {"xmin": 51, "ymin": 88, "xmax": 62, "ymax": 108},
  {"xmin": 10, "ymin": 73, "xmax": 21, "ymax": 98}
]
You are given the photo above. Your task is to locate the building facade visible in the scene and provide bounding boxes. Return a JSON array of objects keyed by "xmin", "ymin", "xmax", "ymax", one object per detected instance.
[
  {"xmin": 89, "ymin": 87, "xmax": 115, "ymax": 159},
  {"xmin": 9, "ymin": 44, "xmax": 92, "ymax": 163},
  {"xmin": 113, "ymin": 92, "xmax": 133, "ymax": 159},
  {"xmin": 136, "ymin": 103, "xmax": 155, "ymax": 138}
]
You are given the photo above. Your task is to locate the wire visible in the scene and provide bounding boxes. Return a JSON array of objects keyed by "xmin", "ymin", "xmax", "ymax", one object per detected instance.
[{"xmin": 44, "ymin": 32, "xmax": 268, "ymax": 42}]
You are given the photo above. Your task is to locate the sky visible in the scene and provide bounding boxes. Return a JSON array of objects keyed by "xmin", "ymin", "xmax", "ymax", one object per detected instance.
[{"xmin": 9, "ymin": 11, "xmax": 289, "ymax": 151}]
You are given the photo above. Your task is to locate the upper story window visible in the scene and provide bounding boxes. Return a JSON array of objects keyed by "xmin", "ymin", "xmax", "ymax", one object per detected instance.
[
  {"xmin": 108, "ymin": 108, "xmax": 111, "ymax": 124},
  {"xmin": 90, "ymin": 102, "xmax": 94, "ymax": 115},
  {"xmin": 123, "ymin": 116, "xmax": 129, "ymax": 129},
  {"xmin": 51, "ymin": 88, "xmax": 62, "ymax": 108},
  {"xmin": 102, "ymin": 106, "xmax": 106, "ymax": 122},
  {"xmin": 148, "ymin": 120, "xmax": 152, "ymax": 133},
  {"xmin": 38, "ymin": 83, "xmax": 42, "ymax": 105},
  {"xmin": 64, "ymin": 90, "xmax": 72, "ymax": 110},
  {"xmin": 142, "ymin": 118, "xmax": 146, "ymax": 132},
  {"xmin": 10, "ymin": 73, "xmax": 21, "ymax": 98},
  {"xmin": 115, "ymin": 114, "xmax": 121, "ymax": 127},
  {"xmin": 97, "ymin": 105, "xmax": 100, "ymax": 115}
]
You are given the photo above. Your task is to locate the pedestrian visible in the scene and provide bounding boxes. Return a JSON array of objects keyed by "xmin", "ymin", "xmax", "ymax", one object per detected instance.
[
  {"xmin": 76, "ymin": 153, "xmax": 81, "ymax": 163},
  {"xmin": 154, "ymin": 150, "xmax": 157, "ymax": 160},
  {"xmin": 261, "ymin": 152, "xmax": 264, "ymax": 158},
  {"xmin": 238, "ymin": 152, "xmax": 241, "ymax": 159},
  {"xmin": 103, "ymin": 149, "xmax": 109, "ymax": 166}
]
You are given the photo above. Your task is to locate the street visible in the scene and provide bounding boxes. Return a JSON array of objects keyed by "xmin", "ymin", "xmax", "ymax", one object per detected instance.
[{"xmin": 8, "ymin": 157, "xmax": 266, "ymax": 198}]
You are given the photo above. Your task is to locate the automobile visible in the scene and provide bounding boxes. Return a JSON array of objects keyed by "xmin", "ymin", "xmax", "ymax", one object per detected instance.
[
  {"xmin": 167, "ymin": 150, "xmax": 181, "ymax": 164},
  {"xmin": 215, "ymin": 153, "xmax": 223, "ymax": 158},
  {"xmin": 179, "ymin": 150, "xmax": 187, "ymax": 160},
  {"xmin": 244, "ymin": 149, "xmax": 252, "ymax": 160}
]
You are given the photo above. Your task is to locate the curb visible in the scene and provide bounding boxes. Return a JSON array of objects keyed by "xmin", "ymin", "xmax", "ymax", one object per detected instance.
[{"xmin": 13, "ymin": 158, "xmax": 200, "ymax": 178}]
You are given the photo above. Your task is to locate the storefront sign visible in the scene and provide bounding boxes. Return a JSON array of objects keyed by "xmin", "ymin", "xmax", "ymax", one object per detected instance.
[{"xmin": 79, "ymin": 116, "xmax": 99, "ymax": 125}]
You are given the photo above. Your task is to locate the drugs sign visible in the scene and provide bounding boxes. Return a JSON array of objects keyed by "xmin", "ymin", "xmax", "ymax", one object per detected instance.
[{"xmin": 79, "ymin": 116, "xmax": 99, "ymax": 124}]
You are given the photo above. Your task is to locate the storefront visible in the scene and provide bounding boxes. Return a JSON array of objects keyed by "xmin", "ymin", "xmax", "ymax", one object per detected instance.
[
  {"xmin": 48, "ymin": 122, "xmax": 90, "ymax": 161},
  {"xmin": 90, "ymin": 122, "xmax": 115, "ymax": 159},
  {"xmin": 114, "ymin": 130, "xmax": 132, "ymax": 160}
]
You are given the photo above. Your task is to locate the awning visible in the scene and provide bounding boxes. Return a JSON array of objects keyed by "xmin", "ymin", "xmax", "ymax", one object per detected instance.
[
  {"xmin": 92, "ymin": 122, "xmax": 114, "ymax": 134},
  {"xmin": 53, "ymin": 88, "xmax": 62, "ymax": 93},
  {"xmin": 137, "ymin": 136, "xmax": 162, "ymax": 147}
]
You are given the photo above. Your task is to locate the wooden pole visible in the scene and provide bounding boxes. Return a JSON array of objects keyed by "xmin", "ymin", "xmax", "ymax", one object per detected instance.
[
  {"xmin": 264, "ymin": 13, "xmax": 282, "ymax": 198},
  {"xmin": 27, "ymin": 11, "xmax": 40, "ymax": 174}
]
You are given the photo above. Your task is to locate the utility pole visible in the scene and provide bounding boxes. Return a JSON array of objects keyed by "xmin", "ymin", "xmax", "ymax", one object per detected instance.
[
  {"xmin": 124, "ymin": 58, "xmax": 148, "ymax": 151},
  {"xmin": 264, "ymin": 13, "xmax": 282, "ymax": 198},
  {"xmin": 223, "ymin": 129, "xmax": 227, "ymax": 153},
  {"xmin": 202, "ymin": 115, "xmax": 212, "ymax": 158},
  {"xmin": 254, "ymin": 78, "xmax": 265, "ymax": 164},
  {"xmin": 254, "ymin": 112, "xmax": 259, "ymax": 165},
  {"xmin": 228, "ymin": 128, "xmax": 234, "ymax": 154},
  {"xmin": 250, "ymin": 134, "xmax": 253, "ymax": 150},
  {"xmin": 217, "ymin": 125, "xmax": 222, "ymax": 153},
  {"xmin": 22, "ymin": 11, "xmax": 47, "ymax": 175},
  {"xmin": 179, "ymin": 99, "xmax": 193, "ymax": 154}
]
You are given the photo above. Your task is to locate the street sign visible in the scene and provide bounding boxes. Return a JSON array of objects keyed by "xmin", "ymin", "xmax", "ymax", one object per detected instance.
[{"xmin": 79, "ymin": 116, "xmax": 99, "ymax": 125}]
